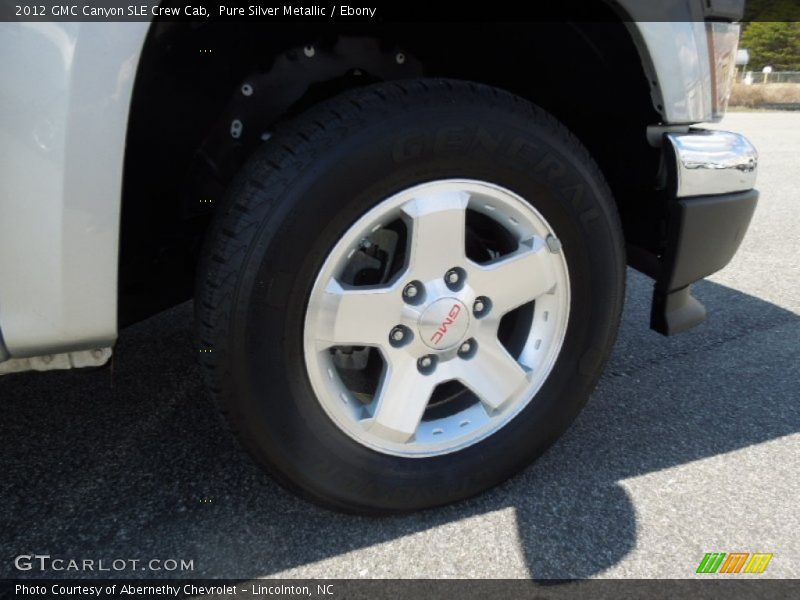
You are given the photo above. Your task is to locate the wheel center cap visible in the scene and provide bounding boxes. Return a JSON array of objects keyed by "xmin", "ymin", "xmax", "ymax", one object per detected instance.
[{"xmin": 418, "ymin": 298, "xmax": 470, "ymax": 350}]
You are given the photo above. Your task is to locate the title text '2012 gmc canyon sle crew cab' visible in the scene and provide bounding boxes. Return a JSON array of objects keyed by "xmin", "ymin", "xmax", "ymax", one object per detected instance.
[{"xmin": 0, "ymin": 1, "xmax": 758, "ymax": 512}]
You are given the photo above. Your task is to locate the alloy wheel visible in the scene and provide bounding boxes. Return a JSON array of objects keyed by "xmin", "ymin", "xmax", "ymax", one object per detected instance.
[{"xmin": 304, "ymin": 179, "xmax": 570, "ymax": 457}]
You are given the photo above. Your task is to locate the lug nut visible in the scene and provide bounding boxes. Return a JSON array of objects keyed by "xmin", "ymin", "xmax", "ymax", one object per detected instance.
[
  {"xmin": 458, "ymin": 339, "xmax": 477, "ymax": 358},
  {"xmin": 445, "ymin": 267, "xmax": 465, "ymax": 290},
  {"xmin": 389, "ymin": 325, "xmax": 412, "ymax": 347},
  {"xmin": 417, "ymin": 355, "xmax": 436, "ymax": 373},
  {"xmin": 403, "ymin": 281, "xmax": 425, "ymax": 304},
  {"xmin": 473, "ymin": 297, "xmax": 490, "ymax": 317}
]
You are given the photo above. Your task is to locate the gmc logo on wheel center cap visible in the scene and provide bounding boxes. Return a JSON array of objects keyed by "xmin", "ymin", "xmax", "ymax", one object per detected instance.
[
  {"xmin": 430, "ymin": 304, "xmax": 462, "ymax": 345},
  {"xmin": 419, "ymin": 298, "xmax": 470, "ymax": 350}
]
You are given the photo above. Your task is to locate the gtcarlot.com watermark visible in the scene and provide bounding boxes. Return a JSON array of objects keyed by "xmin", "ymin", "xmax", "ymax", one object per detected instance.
[{"xmin": 14, "ymin": 554, "xmax": 194, "ymax": 573}]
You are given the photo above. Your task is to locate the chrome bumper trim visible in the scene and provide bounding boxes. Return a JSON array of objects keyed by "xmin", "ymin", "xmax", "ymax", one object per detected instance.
[{"xmin": 666, "ymin": 130, "xmax": 758, "ymax": 198}]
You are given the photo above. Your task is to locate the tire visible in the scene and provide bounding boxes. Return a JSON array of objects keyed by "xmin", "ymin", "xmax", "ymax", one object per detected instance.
[{"xmin": 195, "ymin": 79, "xmax": 625, "ymax": 514}]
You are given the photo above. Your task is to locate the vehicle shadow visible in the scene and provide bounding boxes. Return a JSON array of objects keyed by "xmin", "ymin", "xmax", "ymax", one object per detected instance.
[{"xmin": 0, "ymin": 270, "xmax": 797, "ymax": 579}]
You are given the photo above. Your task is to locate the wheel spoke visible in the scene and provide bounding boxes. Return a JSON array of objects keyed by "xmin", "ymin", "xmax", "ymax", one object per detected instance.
[
  {"xmin": 368, "ymin": 357, "xmax": 438, "ymax": 443},
  {"xmin": 468, "ymin": 237, "xmax": 558, "ymax": 315},
  {"xmin": 312, "ymin": 280, "xmax": 400, "ymax": 348},
  {"xmin": 402, "ymin": 190, "xmax": 469, "ymax": 280},
  {"xmin": 460, "ymin": 340, "xmax": 531, "ymax": 411}
]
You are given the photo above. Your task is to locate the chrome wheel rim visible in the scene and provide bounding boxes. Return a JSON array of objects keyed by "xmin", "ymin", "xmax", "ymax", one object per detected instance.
[{"xmin": 304, "ymin": 179, "xmax": 570, "ymax": 457}]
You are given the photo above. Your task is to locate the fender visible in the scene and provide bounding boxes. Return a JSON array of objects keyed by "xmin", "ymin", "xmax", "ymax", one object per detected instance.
[{"xmin": 0, "ymin": 22, "xmax": 150, "ymax": 358}]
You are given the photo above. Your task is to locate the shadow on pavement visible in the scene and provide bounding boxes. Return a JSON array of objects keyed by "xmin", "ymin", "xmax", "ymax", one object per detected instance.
[{"xmin": 1, "ymin": 270, "xmax": 798, "ymax": 578}]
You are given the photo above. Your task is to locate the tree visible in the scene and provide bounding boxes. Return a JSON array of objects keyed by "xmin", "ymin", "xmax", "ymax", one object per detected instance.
[
  {"xmin": 743, "ymin": 0, "xmax": 800, "ymax": 22},
  {"xmin": 740, "ymin": 22, "xmax": 800, "ymax": 71}
]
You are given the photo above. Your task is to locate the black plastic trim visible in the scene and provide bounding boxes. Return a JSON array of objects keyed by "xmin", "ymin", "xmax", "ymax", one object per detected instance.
[
  {"xmin": 650, "ymin": 188, "xmax": 759, "ymax": 335},
  {"xmin": 703, "ymin": 0, "xmax": 746, "ymax": 22},
  {"xmin": 0, "ymin": 325, "xmax": 9, "ymax": 362},
  {"xmin": 651, "ymin": 285, "xmax": 708, "ymax": 336}
]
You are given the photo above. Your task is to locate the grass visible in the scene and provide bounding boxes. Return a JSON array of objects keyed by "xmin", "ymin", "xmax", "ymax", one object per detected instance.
[{"xmin": 728, "ymin": 83, "xmax": 800, "ymax": 109}]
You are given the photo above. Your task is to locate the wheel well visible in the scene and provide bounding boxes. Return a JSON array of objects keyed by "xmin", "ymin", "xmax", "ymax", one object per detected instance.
[{"xmin": 120, "ymin": 11, "xmax": 663, "ymax": 325}]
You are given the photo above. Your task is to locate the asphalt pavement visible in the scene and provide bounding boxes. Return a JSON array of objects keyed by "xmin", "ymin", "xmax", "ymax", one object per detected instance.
[{"xmin": 1, "ymin": 112, "xmax": 798, "ymax": 580}]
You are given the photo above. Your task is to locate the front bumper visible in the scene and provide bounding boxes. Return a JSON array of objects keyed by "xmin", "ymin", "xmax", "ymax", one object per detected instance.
[
  {"xmin": 650, "ymin": 130, "xmax": 758, "ymax": 335},
  {"xmin": 666, "ymin": 130, "xmax": 758, "ymax": 198}
]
